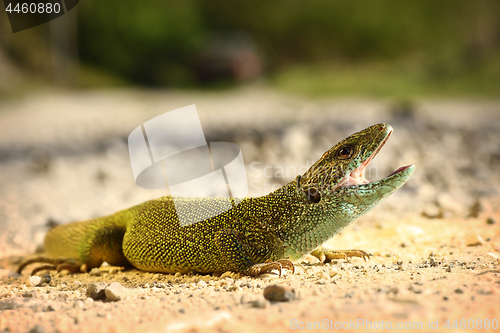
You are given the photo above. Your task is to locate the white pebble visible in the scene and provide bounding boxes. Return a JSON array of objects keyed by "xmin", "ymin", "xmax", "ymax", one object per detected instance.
[{"xmin": 27, "ymin": 276, "xmax": 42, "ymax": 287}]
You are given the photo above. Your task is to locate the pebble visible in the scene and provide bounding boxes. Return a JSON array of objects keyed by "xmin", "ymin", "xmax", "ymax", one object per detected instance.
[
  {"xmin": 422, "ymin": 203, "xmax": 441, "ymax": 219},
  {"xmin": 28, "ymin": 324, "xmax": 45, "ymax": 333},
  {"xmin": 486, "ymin": 216, "xmax": 496, "ymax": 225},
  {"xmin": 104, "ymin": 282, "xmax": 126, "ymax": 302},
  {"xmin": 263, "ymin": 285, "xmax": 296, "ymax": 302},
  {"xmin": 221, "ymin": 278, "xmax": 234, "ymax": 286},
  {"xmin": 74, "ymin": 300, "xmax": 84, "ymax": 309},
  {"xmin": 45, "ymin": 303, "xmax": 61, "ymax": 312},
  {"xmin": 249, "ymin": 299, "xmax": 267, "ymax": 308},
  {"xmin": 89, "ymin": 268, "xmax": 102, "ymax": 276},
  {"xmin": 41, "ymin": 275, "xmax": 51, "ymax": 284},
  {"xmin": 73, "ymin": 281, "xmax": 82, "ymax": 289},
  {"xmin": 409, "ymin": 284, "xmax": 423, "ymax": 294},
  {"xmin": 468, "ymin": 199, "xmax": 482, "ymax": 218},
  {"xmin": 487, "ymin": 252, "xmax": 499, "ymax": 260},
  {"xmin": 27, "ymin": 276, "xmax": 42, "ymax": 287},
  {"xmin": 465, "ymin": 234, "xmax": 485, "ymax": 246},
  {"xmin": 83, "ymin": 297, "xmax": 94, "ymax": 307},
  {"xmin": 455, "ymin": 288, "xmax": 464, "ymax": 294},
  {"xmin": 86, "ymin": 282, "xmax": 107, "ymax": 300}
]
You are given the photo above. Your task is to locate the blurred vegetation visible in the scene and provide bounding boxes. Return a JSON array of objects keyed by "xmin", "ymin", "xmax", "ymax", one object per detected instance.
[{"xmin": 2, "ymin": 0, "xmax": 500, "ymax": 97}]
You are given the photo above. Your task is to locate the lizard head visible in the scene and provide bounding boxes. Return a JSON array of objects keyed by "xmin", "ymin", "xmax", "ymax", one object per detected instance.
[{"xmin": 297, "ymin": 123, "xmax": 414, "ymax": 205}]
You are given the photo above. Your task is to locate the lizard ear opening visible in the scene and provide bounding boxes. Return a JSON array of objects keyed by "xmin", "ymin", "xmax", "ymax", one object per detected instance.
[{"xmin": 306, "ymin": 188, "xmax": 321, "ymax": 203}]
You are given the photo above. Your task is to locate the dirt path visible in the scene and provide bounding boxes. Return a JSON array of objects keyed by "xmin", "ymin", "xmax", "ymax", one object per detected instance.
[{"xmin": 0, "ymin": 88, "xmax": 499, "ymax": 332}]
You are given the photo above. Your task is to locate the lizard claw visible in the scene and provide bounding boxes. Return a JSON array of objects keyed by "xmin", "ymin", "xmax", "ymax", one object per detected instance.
[{"xmin": 245, "ymin": 259, "xmax": 294, "ymax": 277}]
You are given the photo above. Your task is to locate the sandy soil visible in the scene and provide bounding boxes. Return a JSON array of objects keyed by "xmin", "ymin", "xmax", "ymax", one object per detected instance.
[{"xmin": 0, "ymin": 88, "xmax": 499, "ymax": 332}]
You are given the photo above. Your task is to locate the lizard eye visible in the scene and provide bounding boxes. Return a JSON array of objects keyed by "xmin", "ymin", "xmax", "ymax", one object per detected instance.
[
  {"xmin": 337, "ymin": 146, "xmax": 353, "ymax": 159},
  {"xmin": 306, "ymin": 188, "xmax": 321, "ymax": 203}
]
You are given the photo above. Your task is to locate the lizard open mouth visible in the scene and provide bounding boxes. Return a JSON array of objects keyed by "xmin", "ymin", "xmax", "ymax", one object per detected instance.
[{"xmin": 337, "ymin": 128, "xmax": 412, "ymax": 188}]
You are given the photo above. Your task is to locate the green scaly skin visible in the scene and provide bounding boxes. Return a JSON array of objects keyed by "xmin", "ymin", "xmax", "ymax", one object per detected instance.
[{"xmin": 18, "ymin": 123, "xmax": 414, "ymax": 276}]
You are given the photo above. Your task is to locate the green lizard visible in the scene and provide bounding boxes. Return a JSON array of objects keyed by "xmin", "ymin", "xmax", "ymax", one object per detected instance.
[{"xmin": 17, "ymin": 123, "xmax": 414, "ymax": 277}]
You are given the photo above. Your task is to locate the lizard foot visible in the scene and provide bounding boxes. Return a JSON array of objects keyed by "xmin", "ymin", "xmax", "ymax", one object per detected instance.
[
  {"xmin": 16, "ymin": 257, "xmax": 84, "ymax": 276},
  {"xmin": 311, "ymin": 249, "xmax": 370, "ymax": 263},
  {"xmin": 245, "ymin": 259, "xmax": 295, "ymax": 277}
]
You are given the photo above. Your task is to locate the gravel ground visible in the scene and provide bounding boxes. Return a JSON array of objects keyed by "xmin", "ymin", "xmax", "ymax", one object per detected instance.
[{"xmin": 0, "ymin": 87, "xmax": 499, "ymax": 332}]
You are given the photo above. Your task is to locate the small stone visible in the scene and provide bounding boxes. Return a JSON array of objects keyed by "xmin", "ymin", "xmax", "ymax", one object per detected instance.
[
  {"xmin": 468, "ymin": 199, "xmax": 482, "ymax": 218},
  {"xmin": 105, "ymin": 282, "xmax": 126, "ymax": 302},
  {"xmin": 89, "ymin": 268, "xmax": 101, "ymax": 276},
  {"xmin": 387, "ymin": 286, "xmax": 399, "ymax": 295},
  {"xmin": 41, "ymin": 275, "xmax": 51, "ymax": 284},
  {"xmin": 263, "ymin": 285, "xmax": 296, "ymax": 302},
  {"xmin": 28, "ymin": 324, "xmax": 45, "ymax": 333},
  {"xmin": 27, "ymin": 276, "xmax": 42, "ymax": 287},
  {"xmin": 83, "ymin": 297, "xmax": 94, "ymax": 307},
  {"xmin": 344, "ymin": 291, "xmax": 354, "ymax": 298},
  {"xmin": 486, "ymin": 216, "xmax": 496, "ymax": 225},
  {"xmin": 466, "ymin": 234, "xmax": 485, "ymax": 246},
  {"xmin": 455, "ymin": 288, "xmax": 464, "ymax": 294},
  {"xmin": 220, "ymin": 272, "xmax": 233, "ymax": 279},
  {"xmin": 429, "ymin": 258, "xmax": 438, "ymax": 267},
  {"xmin": 174, "ymin": 272, "xmax": 182, "ymax": 278},
  {"xmin": 422, "ymin": 203, "xmax": 441, "ymax": 219},
  {"xmin": 221, "ymin": 278, "xmax": 234, "ymax": 286},
  {"xmin": 318, "ymin": 272, "xmax": 329, "ymax": 280},
  {"xmin": 45, "ymin": 303, "xmax": 61, "ymax": 312},
  {"xmin": 409, "ymin": 285, "xmax": 422, "ymax": 294},
  {"xmin": 477, "ymin": 288, "xmax": 493, "ymax": 295},
  {"xmin": 74, "ymin": 300, "xmax": 84, "ymax": 309},
  {"xmin": 73, "ymin": 281, "xmax": 82, "ymax": 289},
  {"xmin": 487, "ymin": 252, "xmax": 499, "ymax": 260},
  {"xmin": 86, "ymin": 282, "xmax": 107, "ymax": 300},
  {"xmin": 249, "ymin": 299, "xmax": 267, "ymax": 308},
  {"xmin": 445, "ymin": 266, "xmax": 452, "ymax": 273},
  {"xmin": 22, "ymin": 291, "xmax": 34, "ymax": 297}
]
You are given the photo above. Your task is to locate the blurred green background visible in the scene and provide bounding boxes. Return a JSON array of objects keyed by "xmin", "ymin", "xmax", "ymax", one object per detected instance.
[{"xmin": 1, "ymin": 0, "xmax": 500, "ymax": 98}]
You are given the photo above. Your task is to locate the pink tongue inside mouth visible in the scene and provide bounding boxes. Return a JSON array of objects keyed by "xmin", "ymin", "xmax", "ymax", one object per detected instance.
[
  {"xmin": 342, "ymin": 157, "xmax": 372, "ymax": 187},
  {"xmin": 387, "ymin": 165, "xmax": 412, "ymax": 177},
  {"xmin": 341, "ymin": 164, "xmax": 411, "ymax": 187}
]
